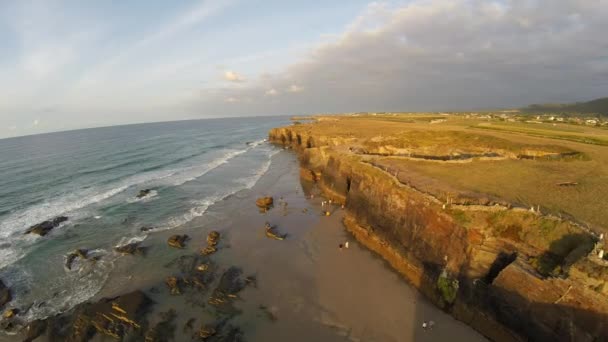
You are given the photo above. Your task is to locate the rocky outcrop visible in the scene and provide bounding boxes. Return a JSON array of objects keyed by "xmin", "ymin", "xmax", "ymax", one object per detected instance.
[
  {"xmin": 23, "ymin": 290, "xmax": 153, "ymax": 341},
  {"xmin": 115, "ymin": 242, "xmax": 146, "ymax": 255},
  {"xmin": 0, "ymin": 279, "xmax": 11, "ymax": 309},
  {"xmin": 168, "ymin": 234, "xmax": 189, "ymax": 249},
  {"xmin": 24, "ymin": 216, "xmax": 68, "ymax": 236},
  {"xmin": 201, "ymin": 231, "xmax": 220, "ymax": 256},
  {"xmin": 65, "ymin": 249, "xmax": 89, "ymax": 270},
  {"xmin": 270, "ymin": 124, "xmax": 608, "ymax": 341},
  {"xmin": 136, "ymin": 189, "xmax": 152, "ymax": 199}
]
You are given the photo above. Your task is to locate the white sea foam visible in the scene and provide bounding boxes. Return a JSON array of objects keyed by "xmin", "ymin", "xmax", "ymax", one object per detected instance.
[
  {"xmin": 168, "ymin": 149, "xmax": 248, "ymax": 186},
  {"xmin": 15, "ymin": 249, "xmax": 114, "ymax": 323},
  {"xmin": 115, "ymin": 235, "xmax": 147, "ymax": 248},
  {"xmin": 162, "ymin": 148, "xmax": 276, "ymax": 229}
]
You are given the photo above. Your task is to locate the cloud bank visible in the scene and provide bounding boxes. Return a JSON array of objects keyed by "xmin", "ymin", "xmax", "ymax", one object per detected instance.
[{"xmin": 199, "ymin": 0, "xmax": 608, "ymax": 115}]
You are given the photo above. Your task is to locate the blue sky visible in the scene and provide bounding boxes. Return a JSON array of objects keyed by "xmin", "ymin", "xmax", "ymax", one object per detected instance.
[{"xmin": 1, "ymin": 0, "xmax": 607, "ymax": 138}]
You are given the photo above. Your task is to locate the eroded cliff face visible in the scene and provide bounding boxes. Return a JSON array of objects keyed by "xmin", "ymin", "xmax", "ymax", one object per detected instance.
[{"xmin": 270, "ymin": 125, "xmax": 608, "ymax": 342}]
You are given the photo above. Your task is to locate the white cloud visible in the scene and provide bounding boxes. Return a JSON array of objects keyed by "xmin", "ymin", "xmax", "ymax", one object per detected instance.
[
  {"xmin": 8, "ymin": 125, "xmax": 17, "ymax": 131},
  {"xmin": 225, "ymin": 97, "xmax": 239, "ymax": 103},
  {"xmin": 287, "ymin": 84, "xmax": 303, "ymax": 93},
  {"xmin": 265, "ymin": 88, "xmax": 278, "ymax": 96},
  {"xmin": 224, "ymin": 71, "xmax": 245, "ymax": 82},
  {"xmin": 33, "ymin": 119, "xmax": 40, "ymax": 126}
]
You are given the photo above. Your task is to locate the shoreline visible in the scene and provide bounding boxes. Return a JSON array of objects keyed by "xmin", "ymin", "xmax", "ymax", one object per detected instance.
[{"xmin": 1, "ymin": 148, "xmax": 485, "ymax": 341}]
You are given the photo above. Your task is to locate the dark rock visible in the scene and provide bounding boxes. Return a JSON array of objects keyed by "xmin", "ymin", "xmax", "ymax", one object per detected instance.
[
  {"xmin": 140, "ymin": 226, "xmax": 155, "ymax": 232},
  {"xmin": 184, "ymin": 318, "xmax": 196, "ymax": 333},
  {"xmin": 167, "ymin": 235, "xmax": 189, "ymax": 249},
  {"xmin": 23, "ymin": 319, "xmax": 47, "ymax": 342},
  {"xmin": 208, "ymin": 267, "xmax": 248, "ymax": 314},
  {"xmin": 136, "ymin": 189, "xmax": 152, "ymax": 199},
  {"xmin": 144, "ymin": 309, "xmax": 176, "ymax": 342},
  {"xmin": 24, "ymin": 216, "xmax": 68, "ymax": 236},
  {"xmin": 0, "ymin": 279, "xmax": 11, "ymax": 308},
  {"xmin": 194, "ymin": 320, "xmax": 244, "ymax": 342},
  {"xmin": 65, "ymin": 249, "xmax": 88, "ymax": 270},
  {"xmin": 38, "ymin": 290, "xmax": 152, "ymax": 341},
  {"xmin": 115, "ymin": 242, "xmax": 146, "ymax": 256}
]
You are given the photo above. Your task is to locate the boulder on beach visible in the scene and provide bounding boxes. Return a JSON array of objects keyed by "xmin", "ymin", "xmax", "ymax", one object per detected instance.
[
  {"xmin": 65, "ymin": 290, "xmax": 151, "ymax": 340},
  {"xmin": 115, "ymin": 242, "xmax": 146, "ymax": 255},
  {"xmin": 24, "ymin": 216, "xmax": 68, "ymax": 236},
  {"xmin": 0, "ymin": 279, "xmax": 11, "ymax": 309},
  {"xmin": 201, "ymin": 246, "xmax": 217, "ymax": 256},
  {"xmin": 65, "ymin": 248, "xmax": 89, "ymax": 270},
  {"xmin": 168, "ymin": 235, "xmax": 189, "ymax": 249},
  {"xmin": 165, "ymin": 276, "xmax": 182, "ymax": 295},
  {"xmin": 136, "ymin": 189, "xmax": 152, "ymax": 199},
  {"xmin": 256, "ymin": 196, "xmax": 274, "ymax": 209},
  {"xmin": 264, "ymin": 222, "xmax": 286, "ymax": 241},
  {"xmin": 207, "ymin": 231, "xmax": 220, "ymax": 246}
]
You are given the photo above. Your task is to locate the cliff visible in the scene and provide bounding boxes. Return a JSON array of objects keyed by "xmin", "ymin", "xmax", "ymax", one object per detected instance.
[{"xmin": 269, "ymin": 116, "xmax": 608, "ymax": 341}]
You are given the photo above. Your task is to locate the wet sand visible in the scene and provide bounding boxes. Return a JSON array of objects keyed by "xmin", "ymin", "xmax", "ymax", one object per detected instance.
[{"xmin": 3, "ymin": 150, "xmax": 486, "ymax": 341}]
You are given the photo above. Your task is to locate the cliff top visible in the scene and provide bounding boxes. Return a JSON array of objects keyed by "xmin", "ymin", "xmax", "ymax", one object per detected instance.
[{"xmin": 279, "ymin": 113, "xmax": 608, "ymax": 232}]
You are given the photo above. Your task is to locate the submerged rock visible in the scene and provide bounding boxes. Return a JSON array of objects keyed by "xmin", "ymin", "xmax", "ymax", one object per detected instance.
[
  {"xmin": 0, "ymin": 279, "xmax": 11, "ymax": 308},
  {"xmin": 24, "ymin": 216, "xmax": 68, "ymax": 236},
  {"xmin": 136, "ymin": 189, "xmax": 152, "ymax": 199},
  {"xmin": 144, "ymin": 309, "xmax": 176, "ymax": 342},
  {"xmin": 115, "ymin": 242, "xmax": 146, "ymax": 255},
  {"xmin": 168, "ymin": 234, "xmax": 189, "ymax": 249}
]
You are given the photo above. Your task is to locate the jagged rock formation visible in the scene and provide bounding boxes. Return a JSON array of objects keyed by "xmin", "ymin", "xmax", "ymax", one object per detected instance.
[
  {"xmin": 168, "ymin": 234, "xmax": 189, "ymax": 249},
  {"xmin": 0, "ymin": 280, "xmax": 11, "ymax": 309},
  {"xmin": 270, "ymin": 119, "xmax": 608, "ymax": 341},
  {"xmin": 24, "ymin": 216, "xmax": 68, "ymax": 236}
]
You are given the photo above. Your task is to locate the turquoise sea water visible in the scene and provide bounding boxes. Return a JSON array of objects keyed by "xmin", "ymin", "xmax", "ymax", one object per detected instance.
[{"xmin": 0, "ymin": 117, "xmax": 286, "ymax": 322}]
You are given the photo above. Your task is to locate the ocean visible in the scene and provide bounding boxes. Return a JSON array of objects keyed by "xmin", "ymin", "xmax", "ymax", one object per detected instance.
[{"xmin": 0, "ymin": 116, "xmax": 286, "ymax": 323}]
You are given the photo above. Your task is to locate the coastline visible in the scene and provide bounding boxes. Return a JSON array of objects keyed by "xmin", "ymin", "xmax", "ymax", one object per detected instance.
[
  {"xmin": 1, "ymin": 147, "xmax": 485, "ymax": 341},
  {"xmin": 269, "ymin": 117, "xmax": 608, "ymax": 341}
]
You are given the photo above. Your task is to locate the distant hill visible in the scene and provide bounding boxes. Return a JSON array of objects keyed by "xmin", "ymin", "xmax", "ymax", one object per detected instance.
[{"xmin": 521, "ymin": 97, "xmax": 608, "ymax": 117}]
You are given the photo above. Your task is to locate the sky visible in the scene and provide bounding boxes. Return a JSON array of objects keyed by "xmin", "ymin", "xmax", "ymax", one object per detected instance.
[{"xmin": 1, "ymin": 0, "xmax": 607, "ymax": 138}]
